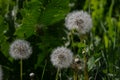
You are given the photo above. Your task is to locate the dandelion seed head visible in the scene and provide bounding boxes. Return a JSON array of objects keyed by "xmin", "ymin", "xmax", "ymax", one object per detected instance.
[
  {"xmin": 65, "ymin": 10, "xmax": 92, "ymax": 34},
  {"xmin": 9, "ymin": 39, "xmax": 32, "ymax": 59},
  {"xmin": 50, "ymin": 46, "xmax": 73, "ymax": 69},
  {"xmin": 0, "ymin": 66, "xmax": 3, "ymax": 80}
]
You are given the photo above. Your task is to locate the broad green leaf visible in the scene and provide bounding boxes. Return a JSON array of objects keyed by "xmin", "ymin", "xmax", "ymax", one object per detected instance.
[
  {"xmin": 0, "ymin": 36, "xmax": 13, "ymax": 63},
  {"xmin": 0, "ymin": 0, "xmax": 9, "ymax": 15},
  {"xmin": 15, "ymin": 1, "xmax": 41, "ymax": 38},
  {"xmin": 39, "ymin": 0, "xmax": 70, "ymax": 26}
]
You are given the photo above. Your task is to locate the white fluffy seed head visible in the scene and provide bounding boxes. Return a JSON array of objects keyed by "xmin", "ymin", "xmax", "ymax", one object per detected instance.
[
  {"xmin": 9, "ymin": 39, "xmax": 32, "ymax": 60},
  {"xmin": 65, "ymin": 10, "xmax": 92, "ymax": 34},
  {"xmin": 50, "ymin": 46, "xmax": 73, "ymax": 69},
  {"xmin": 0, "ymin": 66, "xmax": 3, "ymax": 80}
]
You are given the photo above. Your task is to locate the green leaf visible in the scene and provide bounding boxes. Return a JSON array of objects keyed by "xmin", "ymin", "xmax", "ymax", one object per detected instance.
[
  {"xmin": 15, "ymin": 1, "xmax": 41, "ymax": 38},
  {"xmin": 0, "ymin": 16, "xmax": 8, "ymax": 36},
  {"xmin": 73, "ymin": 42, "xmax": 86, "ymax": 48},
  {"xmin": 0, "ymin": 36, "xmax": 13, "ymax": 63},
  {"xmin": 104, "ymin": 34, "xmax": 109, "ymax": 48},
  {"xmin": 87, "ymin": 56, "xmax": 95, "ymax": 71},
  {"xmin": 0, "ymin": 0, "xmax": 9, "ymax": 15},
  {"xmin": 39, "ymin": 0, "xmax": 70, "ymax": 26}
]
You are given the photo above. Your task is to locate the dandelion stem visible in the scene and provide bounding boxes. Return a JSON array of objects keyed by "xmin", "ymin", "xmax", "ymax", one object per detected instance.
[
  {"xmin": 20, "ymin": 59, "xmax": 23, "ymax": 80},
  {"xmin": 55, "ymin": 68, "xmax": 60, "ymax": 80},
  {"xmin": 59, "ymin": 70, "xmax": 61, "ymax": 80},
  {"xmin": 74, "ymin": 71, "xmax": 78, "ymax": 80},
  {"xmin": 84, "ymin": 54, "xmax": 89, "ymax": 80},
  {"xmin": 70, "ymin": 29, "xmax": 75, "ymax": 51},
  {"xmin": 41, "ymin": 60, "xmax": 47, "ymax": 80}
]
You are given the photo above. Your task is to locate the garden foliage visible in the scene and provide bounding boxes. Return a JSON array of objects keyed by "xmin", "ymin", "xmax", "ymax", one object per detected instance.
[{"xmin": 0, "ymin": 0, "xmax": 120, "ymax": 80}]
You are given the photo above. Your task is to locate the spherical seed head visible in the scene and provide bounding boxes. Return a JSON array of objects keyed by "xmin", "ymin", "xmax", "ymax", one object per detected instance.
[
  {"xmin": 65, "ymin": 10, "xmax": 92, "ymax": 34},
  {"xmin": 50, "ymin": 46, "xmax": 73, "ymax": 69},
  {"xmin": 9, "ymin": 39, "xmax": 32, "ymax": 59},
  {"xmin": 0, "ymin": 66, "xmax": 3, "ymax": 80}
]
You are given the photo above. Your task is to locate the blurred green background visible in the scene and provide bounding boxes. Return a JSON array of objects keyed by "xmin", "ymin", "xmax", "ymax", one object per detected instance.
[{"xmin": 0, "ymin": 0, "xmax": 120, "ymax": 80}]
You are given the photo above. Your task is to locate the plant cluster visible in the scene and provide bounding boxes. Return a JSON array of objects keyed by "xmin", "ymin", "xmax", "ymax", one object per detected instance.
[{"xmin": 0, "ymin": 0, "xmax": 120, "ymax": 80}]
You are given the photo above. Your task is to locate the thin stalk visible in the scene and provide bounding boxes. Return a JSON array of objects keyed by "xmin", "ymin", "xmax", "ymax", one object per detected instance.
[
  {"xmin": 88, "ymin": 0, "xmax": 91, "ymax": 14},
  {"xmin": 84, "ymin": 54, "xmax": 89, "ymax": 80},
  {"xmin": 74, "ymin": 71, "xmax": 78, "ymax": 80},
  {"xmin": 20, "ymin": 59, "xmax": 23, "ymax": 80},
  {"xmin": 55, "ymin": 68, "xmax": 60, "ymax": 80},
  {"xmin": 41, "ymin": 61, "xmax": 47, "ymax": 80},
  {"xmin": 59, "ymin": 69, "xmax": 62, "ymax": 80},
  {"xmin": 70, "ymin": 29, "xmax": 76, "ymax": 52},
  {"xmin": 71, "ymin": 30, "xmax": 74, "ymax": 47},
  {"xmin": 59, "ymin": 69, "xmax": 61, "ymax": 80}
]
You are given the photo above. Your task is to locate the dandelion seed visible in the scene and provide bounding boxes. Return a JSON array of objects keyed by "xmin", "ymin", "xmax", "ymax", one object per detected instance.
[
  {"xmin": 9, "ymin": 39, "xmax": 32, "ymax": 59},
  {"xmin": 0, "ymin": 66, "xmax": 3, "ymax": 80},
  {"xmin": 50, "ymin": 46, "xmax": 73, "ymax": 69},
  {"xmin": 65, "ymin": 10, "xmax": 92, "ymax": 34}
]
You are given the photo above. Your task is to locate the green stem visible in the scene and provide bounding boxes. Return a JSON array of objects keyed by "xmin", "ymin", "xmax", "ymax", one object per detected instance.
[
  {"xmin": 74, "ymin": 71, "xmax": 78, "ymax": 80},
  {"xmin": 70, "ymin": 29, "xmax": 75, "ymax": 51},
  {"xmin": 41, "ymin": 61, "xmax": 47, "ymax": 80},
  {"xmin": 55, "ymin": 68, "xmax": 60, "ymax": 80},
  {"xmin": 59, "ymin": 69, "xmax": 61, "ymax": 80},
  {"xmin": 20, "ymin": 59, "xmax": 23, "ymax": 80},
  {"xmin": 84, "ymin": 54, "xmax": 89, "ymax": 80},
  {"xmin": 88, "ymin": 0, "xmax": 91, "ymax": 14}
]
